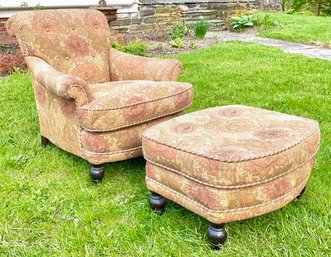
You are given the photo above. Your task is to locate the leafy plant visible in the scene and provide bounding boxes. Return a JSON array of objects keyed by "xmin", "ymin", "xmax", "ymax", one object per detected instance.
[
  {"xmin": 192, "ymin": 17, "xmax": 210, "ymax": 39},
  {"xmin": 169, "ymin": 22, "xmax": 186, "ymax": 41},
  {"xmin": 20, "ymin": 1, "xmax": 43, "ymax": 10},
  {"xmin": 231, "ymin": 15, "xmax": 254, "ymax": 31},
  {"xmin": 169, "ymin": 37, "xmax": 185, "ymax": 48},
  {"xmin": 189, "ymin": 40, "xmax": 197, "ymax": 49},
  {"xmin": 253, "ymin": 14, "xmax": 279, "ymax": 30},
  {"xmin": 112, "ymin": 38, "xmax": 148, "ymax": 56}
]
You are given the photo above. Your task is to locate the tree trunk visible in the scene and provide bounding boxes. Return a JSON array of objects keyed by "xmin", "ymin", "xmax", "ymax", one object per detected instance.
[
  {"xmin": 282, "ymin": 0, "xmax": 286, "ymax": 12},
  {"xmin": 317, "ymin": 1, "xmax": 322, "ymax": 16}
]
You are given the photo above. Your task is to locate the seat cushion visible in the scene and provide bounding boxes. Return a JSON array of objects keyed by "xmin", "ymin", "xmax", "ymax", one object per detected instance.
[
  {"xmin": 143, "ymin": 105, "xmax": 320, "ymax": 188},
  {"xmin": 78, "ymin": 80, "xmax": 193, "ymax": 131}
]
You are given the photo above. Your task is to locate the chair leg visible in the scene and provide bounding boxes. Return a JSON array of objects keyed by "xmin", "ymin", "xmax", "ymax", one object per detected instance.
[
  {"xmin": 90, "ymin": 165, "xmax": 104, "ymax": 183},
  {"xmin": 296, "ymin": 186, "xmax": 306, "ymax": 200},
  {"xmin": 207, "ymin": 223, "xmax": 227, "ymax": 250},
  {"xmin": 149, "ymin": 191, "xmax": 166, "ymax": 214},
  {"xmin": 41, "ymin": 135, "xmax": 50, "ymax": 147}
]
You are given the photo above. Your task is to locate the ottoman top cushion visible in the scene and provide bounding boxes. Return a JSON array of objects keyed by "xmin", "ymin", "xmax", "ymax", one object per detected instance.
[
  {"xmin": 143, "ymin": 105, "xmax": 320, "ymax": 187},
  {"xmin": 143, "ymin": 105, "xmax": 319, "ymax": 163}
]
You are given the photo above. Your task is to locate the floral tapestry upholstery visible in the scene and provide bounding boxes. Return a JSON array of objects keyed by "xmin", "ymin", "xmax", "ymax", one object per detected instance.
[
  {"xmin": 142, "ymin": 105, "xmax": 320, "ymax": 224},
  {"xmin": 110, "ymin": 49, "xmax": 183, "ymax": 81},
  {"xmin": 81, "ymin": 113, "xmax": 182, "ymax": 165},
  {"xmin": 7, "ymin": 9, "xmax": 111, "ymax": 84},
  {"xmin": 7, "ymin": 9, "xmax": 193, "ymax": 166},
  {"xmin": 79, "ymin": 81, "xmax": 193, "ymax": 131}
]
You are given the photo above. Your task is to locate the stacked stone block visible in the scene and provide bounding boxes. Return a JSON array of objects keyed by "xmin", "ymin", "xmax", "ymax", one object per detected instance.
[{"xmin": 110, "ymin": 0, "xmax": 261, "ymax": 33}]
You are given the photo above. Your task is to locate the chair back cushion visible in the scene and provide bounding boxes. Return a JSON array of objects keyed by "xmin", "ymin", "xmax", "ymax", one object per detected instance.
[{"xmin": 7, "ymin": 9, "xmax": 111, "ymax": 84}]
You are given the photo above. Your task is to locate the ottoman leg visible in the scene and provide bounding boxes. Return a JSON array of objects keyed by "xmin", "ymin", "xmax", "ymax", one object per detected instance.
[
  {"xmin": 149, "ymin": 191, "xmax": 166, "ymax": 213},
  {"xmin": 41, "ymin": 135, "xmax": 50, "ymax": 147},
  {"xmin": 90, "ymin": 165, "xmax": 104, "ymax": 183},
  {"xmin": 296, "ymin": 186, "xmax": 306, "ymax": 200},
  {"xmin": 207, "ymin": 223, "xmax": 227, "ymax": 250}
]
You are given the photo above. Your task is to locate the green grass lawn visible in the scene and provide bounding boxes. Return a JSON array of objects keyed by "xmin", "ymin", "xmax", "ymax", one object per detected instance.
[
  {"xmin": 1, "ymin": 41, "xmax": 330, "ymax": 256},
  {"xmin": 258, "ymin": 11, "xmax": 331, "ymax": 48}
]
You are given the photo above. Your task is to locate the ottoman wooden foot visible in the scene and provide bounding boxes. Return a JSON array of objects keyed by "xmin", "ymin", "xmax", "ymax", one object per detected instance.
[
  {"xmin": 296, "ymin": 186, "xmax": 306, "ymax": 200},
  {"xmin": 207, "ymin": 223, "xmax": 227, "ymax": 250},
  {"xmin": 149, "ymin": 192, "xmax": 165, "ymax": 214},
  {"xmin": 90, "ymin": 165, "xmax": 104, "ymax": 183},
  {"xmin": 41, "ymin": 136, "xmax": 50, "ymax": 147}
]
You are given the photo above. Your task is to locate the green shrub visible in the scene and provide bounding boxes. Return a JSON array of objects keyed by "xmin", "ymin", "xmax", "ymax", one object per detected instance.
[
  {"xmin": 282, "ymin": 0, "xmax": 331, "ymax": 16},
  {"xmin": 231, "ymin": 15, "xmax": 254, "ymax": 31},
  {"xmin": 169, "ymin": 22, "xmax": 186, "ymax": 41},
  {"xmin": 253, "ymin": 14, "xmax": 279, "ymax": 30},
  {"xmin": 0, "ymin": 50, "xmax": 27, "ymax": 75},
  {"xmin": 169, "ymin": 37, "xmax": 185, "ymax": 48},
  {"xmin": 112, "ymin": 38, "xmax": 148, "ymax": 56},
  {"xmin": 192, "ymin": 17, "xmax": 210, "ymax": 39}
]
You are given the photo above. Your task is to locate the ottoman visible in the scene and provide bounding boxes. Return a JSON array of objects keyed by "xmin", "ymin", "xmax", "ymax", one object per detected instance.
[{"xmin": 142, "ymin": 105, "xmax": 320, "ymax": 249}]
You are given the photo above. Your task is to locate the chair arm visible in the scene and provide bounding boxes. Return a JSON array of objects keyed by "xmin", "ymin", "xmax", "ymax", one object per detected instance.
[
  {"xmin": 25, "ymin": 56, "xmax": 93, "ymax": 106},
  {"xmin": 109, "ymin": 48, "xmax": 182, "ymax": 82}
]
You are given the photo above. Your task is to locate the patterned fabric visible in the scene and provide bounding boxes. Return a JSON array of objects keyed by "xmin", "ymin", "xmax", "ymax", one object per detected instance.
[
  {"xmin": 143, "ymin": 105, "xmax": 320, "ymax": 223},
  {"xmin": 79, "ymin": 81, "xmax": 193, "ymax": 131},
  {"xmin": 26, "ymin": 56, "xmax": 93, "ymax": 106},
  {"xmin": 30, "ymin": 74, "xmax": 83, "ymax": 158},
  {"xmin": 7, "ymin": 9, "xmax": 192, "ymax": 165},
  {"xmin": 7, "ymin": 9, "xmax": 111, "ymax": 84},
  {"xmin": 82, "ymin": 113, "xmax": 182, "ymax": 165},
  {"xmin": 110, "ymin": 49, "xmax": 183, "ymax": 81}
]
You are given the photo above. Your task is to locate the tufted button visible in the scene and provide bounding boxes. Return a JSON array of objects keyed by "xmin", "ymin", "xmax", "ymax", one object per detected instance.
[{"xmin": 72, "ymin": 28, "xmax": 75, "ymax": 31}]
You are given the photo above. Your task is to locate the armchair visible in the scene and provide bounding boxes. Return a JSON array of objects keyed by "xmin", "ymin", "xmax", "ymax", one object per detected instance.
[{"xmin": 7, "ymin": 9, "xmax": 193, "ymax": 183}]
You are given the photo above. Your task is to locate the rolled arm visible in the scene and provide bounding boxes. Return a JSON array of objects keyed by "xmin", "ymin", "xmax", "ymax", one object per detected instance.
[
  {"xmin": 109, "ymin": 48, "xmax": 182, "ymax": 82},
  {"xmin": 25, "ymin": 56, "xmax": 93, "ymax": 106}
]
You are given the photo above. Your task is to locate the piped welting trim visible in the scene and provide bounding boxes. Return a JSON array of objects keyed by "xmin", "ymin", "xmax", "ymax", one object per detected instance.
[
  {"xmin": 145, "ymin": 147, "xmax": 318, "ymax": 189},
  {"xmin": 81, "ymin": 145, "xmax": 142, "ymax": 156},
  {"xmin": 145, "ymin": 176, "xmax": 308, "ymax": 214},
  {"xmin": 143, "ymin": 123, "xmax": 319, "ymax": 163},
  {"xmin": 79, "ymin": 85, "xmax": 193, "ymax": 111},
  {"xmin": 80, "ymin": 105, "xmax": 190, "ymax": 132}
]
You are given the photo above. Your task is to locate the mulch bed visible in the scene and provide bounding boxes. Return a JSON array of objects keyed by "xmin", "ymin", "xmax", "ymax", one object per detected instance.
[{"xmin": 122, "ymin": 30, "xmax": 222, "ymax": 56}]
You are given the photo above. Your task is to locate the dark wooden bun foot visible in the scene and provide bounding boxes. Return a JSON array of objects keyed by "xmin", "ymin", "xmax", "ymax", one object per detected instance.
[
  {"xmin": 90, "ymin": 165, "xmax": 104, "ymax": 183},
  {"xmin": 296, "ymin": 186, "xmax": 306, "ymax": 200},
  {"xmin": 149, "ymin": 192, "xmax": 165, "ymax": 214},
  {"xmin": 207, "ymin": 223, "xmax": 227, "ymax": 250}
]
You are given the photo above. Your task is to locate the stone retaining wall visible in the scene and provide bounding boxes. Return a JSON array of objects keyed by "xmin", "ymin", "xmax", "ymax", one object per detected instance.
[{"xmin": 110, "ymin": 0, "xmax": 264, "ymax": 32}]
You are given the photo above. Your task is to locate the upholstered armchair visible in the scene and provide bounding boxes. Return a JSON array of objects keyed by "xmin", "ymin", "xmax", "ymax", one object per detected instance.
[{"xmin": 7, "ymin": 9, "xmax": 193, "ymax": 182}]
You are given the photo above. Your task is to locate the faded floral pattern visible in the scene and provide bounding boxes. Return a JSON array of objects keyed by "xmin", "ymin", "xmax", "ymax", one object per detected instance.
[
  {"xmin": 110, "ymin": 48, "xmax": 183, "ymax": 81},
  {"xmin": 7, "ymin": 9, "xmax": 192, "ymax": 165},
  {"xmin": 65, "ymin": 35, "xmax": 89, "ymax": 57},
  {"xmin": 78, "ymin": 80, "xmax": 193, "ymax": 131},
  {"xmin": 143, "ymin": 105, "xmax": 320, "ymax": 223},
  {"xmin": 72, "ymin": 62, "xmax": 103, "ymax": 84},
  {"xmin": 7, "ymin": 9, "xmax": 111, "ymax": 84},
  {"xmin": 31, "ymin": 12, "xmax": 62, "ymax": 39}
]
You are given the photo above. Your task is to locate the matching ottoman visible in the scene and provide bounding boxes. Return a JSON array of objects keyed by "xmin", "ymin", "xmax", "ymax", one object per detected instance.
[{"xmin": 142, "ymin": 105, "xmax": 320, "ymax": 249}]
